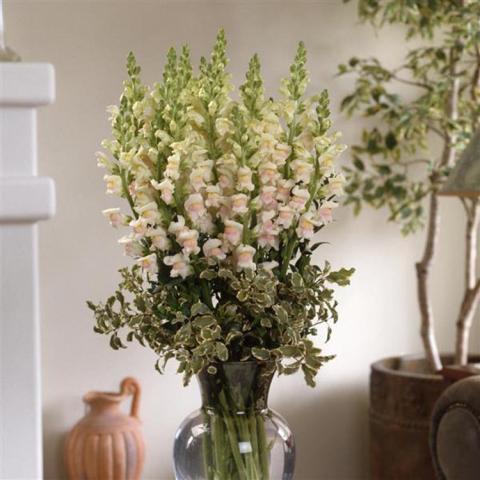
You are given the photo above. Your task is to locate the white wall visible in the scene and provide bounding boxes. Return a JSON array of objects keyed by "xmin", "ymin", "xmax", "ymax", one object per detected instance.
[{"xmin": 5, "ymin": 1, "xmax": 478, "ymax": 479}]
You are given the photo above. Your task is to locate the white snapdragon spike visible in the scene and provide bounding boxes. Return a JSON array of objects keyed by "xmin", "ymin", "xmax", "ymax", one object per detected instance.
[
  {"xmin": 118, "ymin": 235, "xmax": 144, "ymax": 258},
  {"xmin": 136, "ymin": 201, "xmax": 161, "ymax": 224},
  {"xmin": 164, "ymin": 253, "xmax": 193, "ymax": 279},
  {"xmin": 289, "ymin": 186, "xmax": 310, "ymax": 211},
  {"xmin": 234, "ymin": 245, "xmax": 257, "ymax": 271},
  {"xmin": 296, "ymin": 211, "xmax": 321, "ymax": 239},
  {"xmin": 151, "ymin": 178, "xmax": 175, "ymax": 205},
  {"xmin": 104, "ymin": 175, "xmax": 122, "ymax": 195},
  {"xmin": 129, "ymin": 217, "xmax": 150, "ymax": 237},
  {"xmin": 203, "ymin": 238, "xmax": 227, "ymax": 262},
  {"xmin": 223, "ymin": 220, "xmax": 243, "ymax": 247},
  {"xmin": 165, "ymin": 152, "xmax": 181, "ymax": 180},
  {"xmin": 291, "ymin": 158, "xmax": 314, "ymax": 184},
  {"xmin": 137, "ymin": 254, "xmax": 158, "ymax": 275},
  {"xmin": 236, "ymin": 166, "xmax": 254, "ymax": 192},
  {"xmin": 258, "ymin": 161, "xmax": 278, "ymax": 185},
  {"xmin": 185, "ymin": 193, "xmax": 206, "ymax": 222},
  {"xmin": 205, "ymin": 185, "xmax": 223, "ymax": 209},
  {"xmin": 277, "ymin": 205, "xmax": 296, "ymax": 229},
  {"xmin": 146, "ymin": 227, "xmax": 170, "ymax": 251},
  {"xmin": 276, "ymin": 179, "xmax": 294, "ymax": 203},
  {"xmin": 327, "ymin": 173, "xmax": 345, "ymax": 196},
  {"xmin": 178, "ymin": 229, "xmax": 200, "ymax": 255},
  {"xmin": 231, "ymin": 194, "xmax": 249, "ymax": 215},
  {"xmin": 102, "ymin": 208, "xmax": 124, "ymax": 228}
]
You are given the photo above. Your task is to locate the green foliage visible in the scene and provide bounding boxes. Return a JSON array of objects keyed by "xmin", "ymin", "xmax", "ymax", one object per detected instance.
[
  {"xmin": 89, "ymin": 260, "xmax": 353, "ymax": 386},
  {"xmin": 340, "ymin": 0, "xmax": 480, "ymax": 234}
]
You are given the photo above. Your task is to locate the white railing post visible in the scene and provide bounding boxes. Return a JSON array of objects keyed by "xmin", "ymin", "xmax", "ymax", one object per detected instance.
[{"xmin": 0, "ymin": 63, "xmax": 55, "ymax": 479}]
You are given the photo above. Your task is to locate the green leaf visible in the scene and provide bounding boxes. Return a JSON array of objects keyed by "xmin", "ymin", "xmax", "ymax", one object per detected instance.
[
  {"xmin": 215, "ymin": 342, "xmax": 229, "ymax": 361},
  {"xmin": 251, "ymin": 347, "xmax": 270, "ymax": 361}
]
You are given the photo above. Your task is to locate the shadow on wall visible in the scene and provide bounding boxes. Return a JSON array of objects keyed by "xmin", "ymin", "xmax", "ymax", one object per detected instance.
[
  {"xmin": 276, "ymin": 382, "xmax": 369, "ymax": 480},
  {"xmin": 43, "ymin": 402, "xmax": 69, "ymax": 480}
]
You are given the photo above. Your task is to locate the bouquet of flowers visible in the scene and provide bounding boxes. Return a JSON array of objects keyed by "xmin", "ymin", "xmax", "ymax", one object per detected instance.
[{"xmin": 88, "ymin": 30, "xmax": 353, "ymax": 388}]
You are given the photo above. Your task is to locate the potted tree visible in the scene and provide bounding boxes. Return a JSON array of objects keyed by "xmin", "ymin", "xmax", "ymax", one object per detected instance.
[{"xmin": 339, "ymin": 1, "xmax": 480, "ymax": 478}]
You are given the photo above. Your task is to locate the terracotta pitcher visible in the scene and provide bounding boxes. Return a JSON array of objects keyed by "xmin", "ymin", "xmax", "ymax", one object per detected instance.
[{"xmin": 65, "ymin": 377, "xmax": 145, "ymax": 480}]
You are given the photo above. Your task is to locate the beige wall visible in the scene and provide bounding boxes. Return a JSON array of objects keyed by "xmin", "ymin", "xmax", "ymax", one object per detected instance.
[{"xmin": 5, "ymin": 1, "xmax": 477, "ymax": 479}]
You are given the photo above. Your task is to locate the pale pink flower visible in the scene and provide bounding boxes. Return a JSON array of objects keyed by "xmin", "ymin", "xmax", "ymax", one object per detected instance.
[
  {"xmin": 104, "ymin": 175, "xmax": 122, "ymax": 195},
  {"xmin": 219, "ymin": 172, "xmax": 234, "ymax": 191},
  {"xmin": 102, "ymin": 208, "xmax": 124, "ymax": 228},
  {"xmin": 259, "ymin": 260, "xmax": 279, "ymax": 271},
  {"xmin": 136, "ymin": 202, "xmax": 161, "ymax": 224},
  {"xmin": 276, "ymin": 179, "xmax": 294, "ymax": 203},
  {"xmin": 129, "ymin": 218, "xmax": 150, "ymax": 237},
  {"xmin": 290, "ymin": 186, "xmax": 310, "ymax": 211},
  {"xmin": 327, "ymin": 173, "xmax": 345, "ymax": 196},
  {"xmin": 146, "ymin": 227, "xmax": 170, "ymax": 251},
  {"xmin": 259, "ymin": 162, "xmax": 278, "ymax": 185},
  {"xmin": 260, "ymin": 186, "xmax": 278, "ymax": 209},
  {"xmin": 234, "ymin": 245, "xmax": 256, "ymax": 271},
  {"xmin": 189, "ymin": 160, "xmax": 214, "ymax": 192},
  {"xmin": 168, "ymin": 215, "xmax": 187, "ymax": 238},
  {"xmin": 205, "ymin": 185, "xmax": 223, "ymax": 209},
  {"xmin": 151, "ymin": 178, "xmax": 175, "ymax": 205},
  {"xmin": 223, "ymin": 220, "xmax": 243, "ymax": 246},
  {"xmin": 137, "ymin": 254, "xmax": 158, "ymax": 275},
  {"xmin": 118, "ymin": 235, "xmax": 143, "ymax": 257},
  {"xmin": 291, "ymin": 159, "xmax": 314, "ymax": 184},
  {"xmin": 231, "ymin": 194, "xmax": 249, "ymax": 215},
  {"xmin": 203, "ymin": 238, "xmax": 227, "ymax": 262},
  {"xmin": 256, "ymin": 212, "xmax": 280, "ymax": 250},
  {"xmin": 296, "ymin": 212, "xmax": 320, "ymax": 239},
  {"xmin": 185, "ymin": 193, "xmax": 206, "ymax": 222},
  {"xmin": 165, "ymin": 153, "xmax": 181, "ymax": 180},
  {"xmin": 316, "ymin": 201, "xmax": 337, "ymax": 225},
  {"xmin": 272, "ymin": 143, "xmax": 291, "ymax": 165},
  {"xmin": 196, "ymin": 213, "xmax": 215, "ymax": 235},
  {"xmin": 277, "ymin": 205, "xmax": 296, "ymax": 229},
  {"xmin": 237, "ymin": 166, "xmax": 255, "ymax": 192},
  {"xmin": 164, "ymin": 253, "xmax": 192, "ymax": 279},
  {"xmin": 178, "ymin": 229, "xmax": 200, "ymax": 255}
]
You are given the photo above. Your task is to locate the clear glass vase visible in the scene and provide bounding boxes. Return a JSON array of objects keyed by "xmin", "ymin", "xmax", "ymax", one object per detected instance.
[{"xmin": 173, "ymin": 361, "xmax": 295, "ymax": 480}]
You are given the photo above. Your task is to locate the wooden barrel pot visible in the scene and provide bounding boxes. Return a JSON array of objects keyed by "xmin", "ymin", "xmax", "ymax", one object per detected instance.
[
  {"xmin": 65, "ymin": 377, "xmax": 145, "ymax": 480},
  {"xmin": 369, "ymin": 354, "xmax": 480, "ymax": 480}
]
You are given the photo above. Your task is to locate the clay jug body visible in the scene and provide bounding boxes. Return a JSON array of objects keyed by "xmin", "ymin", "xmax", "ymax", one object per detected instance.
[{"xmin": 65, "ymin": 377, "xmax": 145, "ymax": 480}]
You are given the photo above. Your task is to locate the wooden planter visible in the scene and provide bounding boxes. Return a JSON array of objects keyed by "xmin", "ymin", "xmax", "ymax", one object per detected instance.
[{"xmin": 369, "ymin": 355, "xmax": 480, "ymax": 480}]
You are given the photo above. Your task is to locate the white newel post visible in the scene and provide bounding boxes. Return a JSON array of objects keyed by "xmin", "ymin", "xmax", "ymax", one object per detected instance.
[{"xmin": 0, "ymin": 63, "xmax": 55, "ymax": 479}]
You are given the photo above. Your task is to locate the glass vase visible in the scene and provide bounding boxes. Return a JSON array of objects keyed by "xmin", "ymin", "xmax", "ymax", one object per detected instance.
[{"xmin": 173, "ymin": 361, "xmax": 295, "ymax": 480}]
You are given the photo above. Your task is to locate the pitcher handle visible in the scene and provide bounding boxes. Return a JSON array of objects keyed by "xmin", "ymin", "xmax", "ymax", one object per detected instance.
[{"xmin": 120, "ymin": 377, "xmax": 141, "ymax": 419}]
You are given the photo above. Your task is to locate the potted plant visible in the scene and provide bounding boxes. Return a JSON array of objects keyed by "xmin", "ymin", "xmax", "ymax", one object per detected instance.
[
  {"xmin": 88, "ymin": 30, "xmax": 353, "ymax": 479},
  {"xmin": 339, "ymin": 1, "xmax": 480, "ymax": 478}
]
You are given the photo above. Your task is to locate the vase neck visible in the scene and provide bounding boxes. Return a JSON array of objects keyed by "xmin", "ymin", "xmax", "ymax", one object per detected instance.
[{"xmin": 197, "ymin": 362, "xmax": 275, "ymax": 414}]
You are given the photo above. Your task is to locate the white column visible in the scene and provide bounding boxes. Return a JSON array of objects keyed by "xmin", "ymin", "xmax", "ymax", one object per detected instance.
[{"xmin": 0, "ymin": 63, "xmax": 55, "ymax": 479}]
